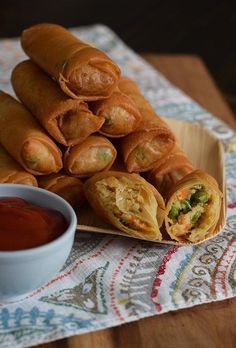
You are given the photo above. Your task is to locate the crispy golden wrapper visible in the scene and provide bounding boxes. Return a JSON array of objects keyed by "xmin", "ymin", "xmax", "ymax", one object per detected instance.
[
  {"xmin": 118, "ymin": 77, "xmax": 176, "ymax": 172},
  {"xmin": 64, "ymin": 135, "xmax": 117, "ymax": 178},
  {"xmin": 38, "ymin": 172, "xmax": 84, "ymax": 210},
  {"xmin": 0, "ymin": 91, "xmax": 62, "ymax": 175},
  {"xmin": 21, "ymin": 23, "xmax": 121, "ymax": 101},
  {"xmin": 90, "ymin": 89, "xmax": 141, "ymax": 137},
  {"xmin": 0, "ymin": 145, "xmax": 38, "ymax": 186},
  {"xmin": 84, "ymin": 171, "xmax": 165, "ymax": 240},
  {"xmin": 12, "ymin": 60, "xmax": 104, "ymax": 146},
  {"xmin": 146, "ymin": 144, "xmax": 194, "ymax": 197}
]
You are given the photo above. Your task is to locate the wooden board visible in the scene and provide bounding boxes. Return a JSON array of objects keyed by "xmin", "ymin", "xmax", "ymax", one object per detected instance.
[{"xmin": 77, "ymin": 118, "xmax": 226, "ymax": 245}]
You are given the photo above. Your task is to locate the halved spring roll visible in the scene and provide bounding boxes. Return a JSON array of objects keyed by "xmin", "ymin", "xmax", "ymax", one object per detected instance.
[
  {"xmin": 90, "ymin": 89, "xmax": 141, "ymax": 137},
  {"xmin": 0, "ymin": 145, "xmax": 38, "ymax": 186},
  {"xmin": 84, "ymin": 171, "xmax": 165, "ymax": 240},
  {"xmin": 64, "ymin": 135, "xmax": 117, "ymax": 178},
  {"xmin": 0, "ymin": 91, "xmax": 62, "ymax": 175},
  {"xmin": 11, "ymin": 60, "xmax": 105, "ymax": 146},
  {"xmin": 21, "ymin": 23, "xmax": 121, "ymax": 101},
  {"xmin": 118, "ymin": 77, "xmax": 176, "ymax": 172},
  {"xmin": 165, "ymin": 170, "xmax": 222, "ymax": 243},
  {"xmin": 146, "ymin": 144, "xmax": 194, "ymax": 197},
  {"xmin": 38, "ymin": 172, "xmax": 84, "ymax": 210}
]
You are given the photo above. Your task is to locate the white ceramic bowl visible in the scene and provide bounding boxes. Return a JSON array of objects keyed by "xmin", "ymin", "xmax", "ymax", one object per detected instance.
[{"xmin": 0, "ymin": 184, "xmax": 77, "ymax": 302}]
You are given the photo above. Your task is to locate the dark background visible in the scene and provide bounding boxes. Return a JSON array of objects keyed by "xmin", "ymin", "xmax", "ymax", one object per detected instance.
[{"xmin": 1, "ymin": 0, "xmax": 236, "ymax": 114}]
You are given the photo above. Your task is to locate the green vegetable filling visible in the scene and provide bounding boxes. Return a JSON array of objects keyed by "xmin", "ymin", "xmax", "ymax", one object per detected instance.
[
  {"xmin": 98, "ymin": 148, "xmax": 110, "ymax": 161},
  {"xmin": 134, "ymin": 147, "xmax": 145, "ymax": 161},
  {"xmin": 181, "ymin": 199, "xmax": 191, "ymax": 213},
  {"xmin": 168, "ymin": 187, "xmax": 210, "ymax": 226},
  {"xmin": 191, "ymin": 189, "xmax": 209, "ymax": 205},
  {"xmin": 191, "ymin": 211, "xmax": 202, "ymax": 224},
  {"xmin": 104, "ymin": 117, "xmax": 113, "ymax": 126},
  {"xmin": 168, "ymin": 205, "xmax": 179, "ymax": 219}
]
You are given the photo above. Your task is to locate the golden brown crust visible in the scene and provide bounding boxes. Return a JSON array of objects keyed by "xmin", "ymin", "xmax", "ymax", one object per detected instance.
[
  {"xmin": 118, "ymin": 77, "xmax": 170, "ymax": 129},
  {"xmin": 11, "ymin": 60, "xmax": 104, "ymax": 146},
  {"xmin": 147, "ymin": 144, "xmax": 194, "ymax": 196},
  {"xmin": 118, "ymin": 77, "xmax": 176, "ymax": 172},
  {"xmin": 0, "ymin": 145, "xmax": 38, "ymax": 186},
  {"xmin": 0, "ymin": 91, "xmax": 62, "ymax": 175},
  {"xmin": 38, "ymin": 172, "xmax": 84, "ymax": 209},
  {"xmin": 121, "ymin": 127, "xmax": 175, "ymax": 172},
  {"xmin": 21, "ymin": 23, "xmax": 121, "ymax": 100}
]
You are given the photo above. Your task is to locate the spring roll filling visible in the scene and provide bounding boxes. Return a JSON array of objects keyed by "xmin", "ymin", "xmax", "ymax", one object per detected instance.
[
  {"xmin": 167, "ymin": 185, "xmax": 217, "ymax": 241},
  {"xmin": 22, "ymin": 140, "xmax": 57, "ymax": 172},
  {"xmin": 130, "ymin": 136, "xmax": 172, "ymax": 170},
  {"xmin": 59, "ymin": 108, "xmax": 100, "ymax": 141},
  {"xmin": 101, "ymin": 106, "xmax": 136, "ymax": 134},
  {"xmin": 95, "ymin": 176, "xmax": 159, "ymax": 234},
  {"xmin": 67, "ymin": 64, "xmax": 115, "ymax": 95},
  {"xmin": 70, "ymin": 147, "xmax": 113, "ymax": 174}
]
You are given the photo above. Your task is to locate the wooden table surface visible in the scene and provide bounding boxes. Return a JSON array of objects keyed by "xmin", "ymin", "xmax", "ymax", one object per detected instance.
[{"xmin": 37, "ymin": 54, "xmax": 236, "ymax": 348}]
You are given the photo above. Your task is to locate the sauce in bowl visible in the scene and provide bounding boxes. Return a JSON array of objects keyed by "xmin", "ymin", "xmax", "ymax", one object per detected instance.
[{"xmin": 0, "ymin": 197, "xmax": 68, "ymax": 251}]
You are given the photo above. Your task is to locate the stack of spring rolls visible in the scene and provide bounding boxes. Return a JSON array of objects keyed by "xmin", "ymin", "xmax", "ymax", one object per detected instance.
[{"xmin": 0, "ymin": 23, "xmax": 223, "ymax": 244}]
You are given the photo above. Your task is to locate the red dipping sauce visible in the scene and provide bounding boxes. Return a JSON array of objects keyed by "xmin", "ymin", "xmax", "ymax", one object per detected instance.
[{"xmin": 0, "ymin": 197, "xmax": 68, "ymax": 251}]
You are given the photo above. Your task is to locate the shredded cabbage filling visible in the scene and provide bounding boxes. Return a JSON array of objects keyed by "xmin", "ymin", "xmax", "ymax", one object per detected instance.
[{"xmin": 95, "ymin": 176, "xmax": 159, "ymax": 234}]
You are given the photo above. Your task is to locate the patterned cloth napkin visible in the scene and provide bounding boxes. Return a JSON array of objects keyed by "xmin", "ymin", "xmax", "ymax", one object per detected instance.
[{"xmin": 0, "ymin": 25, "xmax": 236, "ymax": 348}]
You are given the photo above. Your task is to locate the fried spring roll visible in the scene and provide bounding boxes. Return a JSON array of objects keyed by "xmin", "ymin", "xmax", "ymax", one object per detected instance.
[
  {"xmin": 0, "ymin": 145, "xmax": 38, "ymax": 186},
  {"xmin": 165, "ymin": 170, "xmax": 222, "ymax": 243},
  {"xmin": 11, "ymin": 60, "xmax": 105, "ymax": 146},
  {"xmin": 0, "ymin": 91, "xmax": 62, "ymax": 175},
  {"xmin": 38, "ymin": 173, "xmax": 84, "ymax": 210},
  {"xmin": 84, "ymin": 171, "xmax": 165, "ymax": 240},
  {"xmin": 64, "ymin": 135, "xmax": 117, "ymax": 178},
  {"xmin": 21, "ymin": 23, "xmax": 121, "ymax": 101},
  {"xmin": 90, "ymin": 89, "xmax": 141, "ymax": 137},
  {"xmin": 118, "ymin": 77, "xmax": 176, "ymax": 172},
  {"xmin": 147, "ymin": 145, "xmax": 194, "ymax": 197}
]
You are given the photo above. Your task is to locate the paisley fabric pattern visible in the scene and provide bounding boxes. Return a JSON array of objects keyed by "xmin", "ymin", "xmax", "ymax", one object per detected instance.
[{"xmin": 0, "ymin": 24, "xmax": 235, "ymax": 348}]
